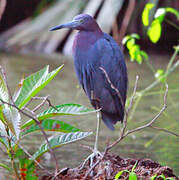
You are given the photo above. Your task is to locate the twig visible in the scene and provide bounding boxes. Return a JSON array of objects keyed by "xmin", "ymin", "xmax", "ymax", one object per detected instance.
[
  {"xmin": 22, "ymin": 96, "xmax": 57, "ymax": 112},
  {"xmin": 124, "ymin": 84, "xmax": 168, "ymax": 137},
  {"xmin": 126, "ymin": 75, "xmax": 139, "ymax": 114},
  {"xmin": 150, "ymin": 126, "xmax": 179, "ymax": 137},
  {"xmin": 107, "ymin": 75, "xmax": 139, "ymax": 150}
]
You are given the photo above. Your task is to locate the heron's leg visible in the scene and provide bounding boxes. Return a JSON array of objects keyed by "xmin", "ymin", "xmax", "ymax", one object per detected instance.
[
  {"xmin": 79, "ymin": 111, "xmax": 102, "ymax": 170},
  {"xmin": 94, "ymin": 110, "xmax": 101, "ymax": 151}
]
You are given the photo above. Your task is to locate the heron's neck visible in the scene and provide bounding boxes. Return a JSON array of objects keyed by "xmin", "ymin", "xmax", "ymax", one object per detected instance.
[{"xmin": 72, "ymin": 31, "xmax": 103, "ymax": 52}]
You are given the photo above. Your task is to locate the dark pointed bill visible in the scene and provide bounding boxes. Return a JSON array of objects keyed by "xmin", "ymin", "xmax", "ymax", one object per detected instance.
[{"xmin": 50, "ymin": 20, "xmax": 80, "ymax": 31}]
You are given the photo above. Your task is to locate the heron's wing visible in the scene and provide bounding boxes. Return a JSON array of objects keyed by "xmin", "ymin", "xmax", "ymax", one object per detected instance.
[{"xmin": 91, "ymin": 33, "xmax": 128, "ymax": 128}]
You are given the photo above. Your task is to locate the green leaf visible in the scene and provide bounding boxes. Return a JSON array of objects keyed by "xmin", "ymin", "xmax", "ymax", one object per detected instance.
[
  {"xmin": 131, "ymin": 161, "xmax": 138, "ymax": 172},
  {"xmin": 166, "ymin": 178, "xmax": 174, "ymax": 180},
  {"xmin": 122, "ymin": 34, "xmax": 139, "ymax": 45},
  {"xmin": 0, "ymin": 163, "xmax": 12, "ymax": 171},
  {"xmin": 157, "ymin": 174, "xmax": 166, "ymax": 180},
  {"xmin": 147, "ymin": 19, "xmax": 162, "ymax": 43},
  {"xmin": 136, "ymin": 54, "xmax": 142, "ymax": 64},
  {"xmin": 140, "ymin": 51, "xmax": 149, "ymax": 60},
  {"xmin": 142, "ymin": 3, "xmax": 155, "ymax": 26},
  {"xmin": 21, "ymin": 104, "xmax": 95, "ymax": 129},
  {"xmin": 155, "ymin": 69, "xmax": 165, "ymax": 82},
  {"xmin": 129, "ymin": 44, "xmax": 140, "ymax": 61},
  {"xmin": 15, "ymin": 65, "xmax": 64, "ymax": 109},
  {"xmin": 2, "ymin": 106, "xmax": 21, "ymax": 139},
  {"xmin": 129, "ymin": 172, "xmax": 137, "ymax": 180},
  {"xmin": 154, "ymin": 8, "xmax": 166, "ymax": 23},
  {"xmin": 15, "ymin": 66, "xmax": 48, "ymax": 108},
  {"xmin": 122, "ymin": 35, "xmax": 131, "ymax": 45},
  {"xmin": 19, "ymin": 158, "xmax": 38, "ymax": 180},
  {"xmin": 21, "ymin": 119, "xmax": 80, "ymax": 136},
  {"xmin": 150, "ymin": 174, "xmax": 157, "ymax": 180},
  {"xmin": 131, "ymin": 33, "xmax": 140, "ymax": 39},
  {"xmin": 127, "ymin": 39, "xmax": 135, "ymax": 49},
  {"xmin": 115, "ymin": 170, "xmax": 124, "ymax": 179},
  {"xmin": 166, "ymin": 7, "xmax": 179, "ymax": 20},
  {"xmin": 31, "ymin": 131, "xmax": 92, "ymax": 160}
]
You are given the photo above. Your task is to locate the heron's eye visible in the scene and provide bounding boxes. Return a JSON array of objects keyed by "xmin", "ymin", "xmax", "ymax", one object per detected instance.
[{"xmin": 79, "ymin": 19, "xmax": 84, "ymax": 23}]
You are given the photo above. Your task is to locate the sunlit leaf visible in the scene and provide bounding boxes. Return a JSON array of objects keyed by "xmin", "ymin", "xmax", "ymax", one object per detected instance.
[
  {"xmin": 122, "ymin": 34, "xmax": 140, "ymax": 45},
  {"xmin": 142, "ymin": 3, "xmax": 155, "ymax": 26},
  {"xmin": 166, "ymin": 7, "xmax": 179, "ymax": 20},
  {"xmin": 31, "ymin": 131, "xmax": 92, "ymax": 160},
  {"xmin": 129, "ymin": 172, "xmax": 137, "ymax": 180},
  {"xmin": 154, "ymin": 8, "xmax": 166, "ymax": 22},
  {"xmin": 115, "ymin": 170, "xmax": 124, "ymax": 179},
  {"xmin": 122, "ymin": 35, "xmax": 131, "ymax": 45},
  {"xmin": 127, "ymin": 39, "xmax": 135, "ymax": 49},
  {"xmin": 155, "ymin": 69, "xmax": 165, "ymax": 83},
  {"xmin": 129, "ymin": 44, "xmax": 140, "ymax": 61},
  {"xmin": 150, "ymin": 174, "xmax": 157, "ymax": 180},
  {"xmin": 131, "ymin": 33, "xmax": 140, "ymax": 39},
  {"xmin": 136, "ymin": 54, "xmax": 142, "ymax": 64},
  {"xmin": 21, "ymin": 104, "xmax": 95, "ymax": 129},
  {"xmin": 3, "ymin": 107, "xmax": 21, "ymax": 139},
  {"xmin": 15, "ymin": 65, "xmax": 63, "ymax": 109},
  {"xmin": 147, "ymin": 19, "xmax": 162, "ymax": 43},
  {"xmin": 21, "ymin": 119, "xmax": 80, "ymax": 136},
  {"xmin": 157, "ymin": 174, "xmax": 166, "ymax": 180}
]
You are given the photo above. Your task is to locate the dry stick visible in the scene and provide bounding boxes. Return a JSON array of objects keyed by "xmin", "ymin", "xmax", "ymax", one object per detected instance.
[{"xmin": 105, "ymin": 75, "xmax": 139, "ymax": 150}]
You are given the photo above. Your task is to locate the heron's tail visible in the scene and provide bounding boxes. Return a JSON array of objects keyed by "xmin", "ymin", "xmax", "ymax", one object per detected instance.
[{"xmin": 101, "ymin": 111, "xmax": 124, "ymax": 131}]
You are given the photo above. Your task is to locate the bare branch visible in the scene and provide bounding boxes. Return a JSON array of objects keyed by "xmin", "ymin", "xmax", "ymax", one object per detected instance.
[
  {"xmin": 107, "ymin": 75, "xmax": 139, "ymax": 150},
  {"xmin": 150, "ymin": 126, "xmax": 179, "ymax": 137},
  {"xmin": 125, "ymin": 84, "xmax": 168, "ymax": 137}
]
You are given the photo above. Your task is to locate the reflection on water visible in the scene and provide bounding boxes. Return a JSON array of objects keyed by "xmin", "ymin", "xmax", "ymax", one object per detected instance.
[{"xmin": 0, "ymin": 52, "xmax": 178, "ymax": 177}]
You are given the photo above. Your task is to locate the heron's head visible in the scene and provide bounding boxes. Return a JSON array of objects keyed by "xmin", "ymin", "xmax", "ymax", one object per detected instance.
[{"xmin": 50, "ymin": 14, "xmax": 102, "ymax": 32}]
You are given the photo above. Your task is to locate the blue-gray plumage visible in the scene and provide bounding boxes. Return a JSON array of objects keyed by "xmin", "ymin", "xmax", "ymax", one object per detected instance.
[{"xmin": 50, "ymin": 14, "xmax": 128, "ymax": 131}]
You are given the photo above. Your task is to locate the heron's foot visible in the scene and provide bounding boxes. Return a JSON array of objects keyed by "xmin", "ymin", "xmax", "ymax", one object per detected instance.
[{"xmin": 79, "ymin": 149, "xmax": 102, "ymax": 170}]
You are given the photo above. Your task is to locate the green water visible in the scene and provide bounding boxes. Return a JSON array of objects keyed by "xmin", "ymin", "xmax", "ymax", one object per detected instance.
[{"xmin": 0, "ymin": 52, "xmax": 178, "ymax": 178}]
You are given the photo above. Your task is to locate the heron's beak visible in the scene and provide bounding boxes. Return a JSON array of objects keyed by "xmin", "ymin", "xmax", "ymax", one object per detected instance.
[{"xmin": 50, "ymin": 20, "xmax": 81, "ymax": 31}]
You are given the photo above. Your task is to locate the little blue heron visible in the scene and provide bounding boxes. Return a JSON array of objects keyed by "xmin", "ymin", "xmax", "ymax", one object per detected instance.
[{"xmin": 50, "ymin": 14, "xmax": 128, "ymax": 166}]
